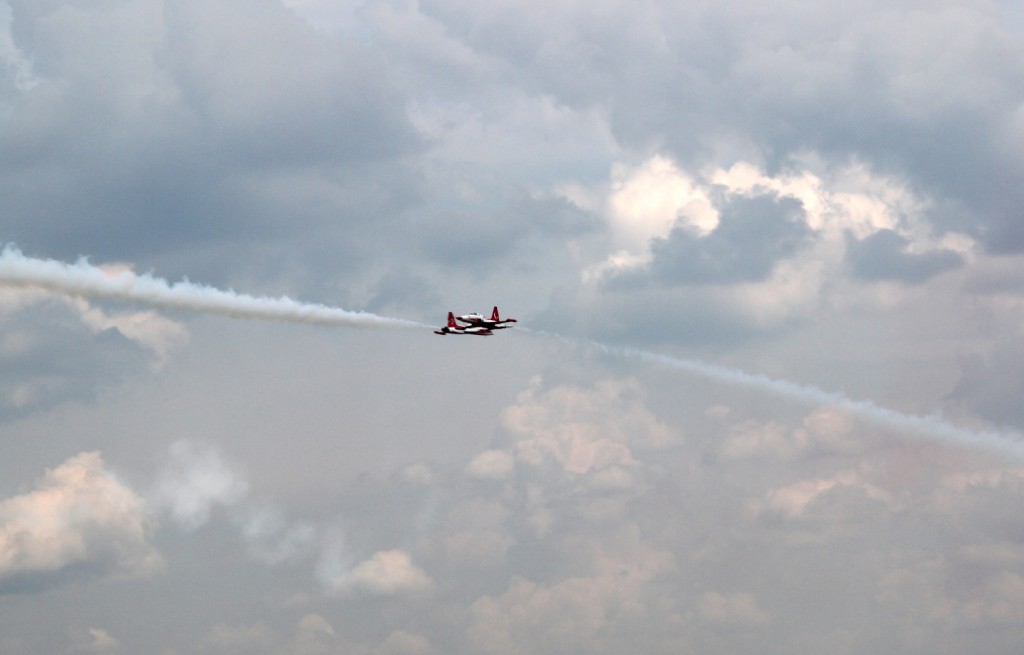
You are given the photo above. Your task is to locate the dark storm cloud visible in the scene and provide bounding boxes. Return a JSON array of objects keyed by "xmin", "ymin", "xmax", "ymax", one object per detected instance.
[
  {"xmin": 846, "ymin": 228, "xmax": 964, "ymax": 284},
  {"xmin": 0, "ymin": 0, "xmax": 420, "ymax": 277},
  {"xmin": 610, "ymin": 193, "xmax": 810, "ymax": 288}
]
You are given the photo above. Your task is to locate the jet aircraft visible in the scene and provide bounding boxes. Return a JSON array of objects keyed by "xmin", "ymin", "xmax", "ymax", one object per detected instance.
[
  {"xmin": 434, "ymin": 311, "xmax": 493, "ymax": 336},
  {"xmin": 455, "ymin": 306, "xmax": 518, "ymax": 330}
]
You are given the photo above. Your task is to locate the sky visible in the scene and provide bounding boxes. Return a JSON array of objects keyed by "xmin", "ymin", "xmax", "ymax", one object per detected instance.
[{"xmin": 2, "ymin": 0, "xmax": 1024, "ymax": 652}]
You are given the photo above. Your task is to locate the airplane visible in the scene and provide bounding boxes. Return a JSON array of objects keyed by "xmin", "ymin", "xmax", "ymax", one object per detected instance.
[
  {"xmin": 434, "ymin": 311, "xmax": 493, "ymax": 336},
  {"xmin": 455, "ymin": 306, "xmax": 518, "ymax": 330}
]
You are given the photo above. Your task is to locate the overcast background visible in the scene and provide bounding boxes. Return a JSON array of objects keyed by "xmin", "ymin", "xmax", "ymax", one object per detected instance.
[{"xmin": 3, "ymin": 0, "xmax": 1024, "ymax": 653}]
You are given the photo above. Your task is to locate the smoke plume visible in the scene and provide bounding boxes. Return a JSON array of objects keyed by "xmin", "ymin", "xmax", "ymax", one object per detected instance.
[
  {"xmin": 532, "ymin": 333, "xmax": 1024, "ymax": 460},
  {"xmin": 0, "ymin": 246, "xmax": 427, "ymax": 329},
  {"xmin": 628, "ymin": 347, "xmax": 1024, "ymax": 458},
  {"xmin": 6, "ymin": 246, "xmax": 1018, "ymax": 458}
]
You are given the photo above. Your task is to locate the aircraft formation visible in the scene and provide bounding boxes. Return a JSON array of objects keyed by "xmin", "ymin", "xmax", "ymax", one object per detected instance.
[{"xmin": 434, "ymin": 306, "xmax": 517, "ymax": 336}]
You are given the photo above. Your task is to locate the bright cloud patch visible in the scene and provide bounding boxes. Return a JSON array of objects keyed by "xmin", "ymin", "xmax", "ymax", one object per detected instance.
[
  {"xmin": 607, "ymin": 155, "xmax": 719, "ymax": 250},
  {"xmin": 0, "ymin": 452, "xmax": 162, "ymax": 590},
  {"xmin": 323, "ymin": 549, "xmax": 433, "ymax": 597},
  {"xmin": 582, "ymin": 154, "xmax": 973, "ymax": 291}
]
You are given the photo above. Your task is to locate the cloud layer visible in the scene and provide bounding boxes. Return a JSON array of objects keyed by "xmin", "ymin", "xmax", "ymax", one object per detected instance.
[{"xmin": 3, "ymin": 0, "xmax": 1024, "ymax": 653}]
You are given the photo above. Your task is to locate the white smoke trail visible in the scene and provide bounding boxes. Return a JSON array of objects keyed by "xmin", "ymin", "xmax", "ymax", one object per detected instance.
[
  {"xmin": 5, "ymin": 245, "xmax": 1019, "ymax": 457},
  {"xmin": 0, "ymin": 246, "xmax": 428, "ymax": 329},
  {"xmin": 628, "ymin": 347, "xmax": 1024, "ymax": 459},
  {"xmin": 534, "ymin": 331, "xmax": 1024, "ymax": 460}
]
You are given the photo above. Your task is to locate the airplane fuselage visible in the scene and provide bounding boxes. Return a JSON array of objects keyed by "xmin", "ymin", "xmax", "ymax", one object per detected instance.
[{"xmin": 435, "ymin": 307, "xmax": 514, "ymax": 336}]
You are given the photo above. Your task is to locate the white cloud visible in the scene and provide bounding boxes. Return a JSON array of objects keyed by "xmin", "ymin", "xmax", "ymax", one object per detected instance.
[
  {"xmin": 67, "ymin": 296, "xmax": 189, "ymax": 368},
  {"xmin": 751, "ymin": 469, "xmax": 893, "ymax": 520},
  {"xmin": 0, "ymin": 284, "xmax": 188, "ymax": 369},
  {"xmin": 0, "ymin": 451, "xmax": 162, "ymax": 587},
  {"xmin": 466, "ymin": 539, "xmax": 677, "ymax": 655},
  {"xmin": 501, "ymin": 377, "xmax": 677, "ymax": 476},
  {"xmin": 287, "ymin": 613, "xmax": 338, "ymax": 655},
  {"xmin": 323, "ymin": 549, "xmax": 433, "ymax": 597},
  {"xmin": 608, "ymin": 155, "xmax": 719, "ymax": 246},
  {"xmin": 698, "ymin": 591, "xmax": 770, "ymax": 626},
  {"xmin": 195, "ymin": 615, "xmax": 434, "ymax": 655},
  {"xmin": 722, "ymin": 408, "xmax": 860, "ymax": 459},
  {"xmin": 466, "ymin": 449, "xmax": 515, "ymax": 480},
  {"xmin": 296, "ymin": 613, "xmax": 334, "ymax": 637},
  {"xmin": 375, "ymin": 630, "xmax": 433, "ymax": 655},
  {"xmin": 574, "ymin": 154, "xmax": 976, "ymax": 331},
  {"xmin": 722, "ymin": 419, "xmax": 795, "ymax": 459},
  {"xmin": 150, "ymin": 441, "xmax": 249, "ymax": 531}
]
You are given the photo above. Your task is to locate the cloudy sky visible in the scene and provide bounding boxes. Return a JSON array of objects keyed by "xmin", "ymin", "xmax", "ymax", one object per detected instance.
[{"xmin": 3, "ymin": 0, "xmax": 1024, "ymax": 652}]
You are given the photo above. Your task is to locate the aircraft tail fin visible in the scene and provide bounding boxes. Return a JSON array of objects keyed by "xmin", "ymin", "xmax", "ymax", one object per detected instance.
[
  {"xmin": 447, "ymin": 311, "xmax": 458, "ymax": 328},
  {"xmin": 492, "ymin": 306, "xmax": 516, "ymax": 323}
]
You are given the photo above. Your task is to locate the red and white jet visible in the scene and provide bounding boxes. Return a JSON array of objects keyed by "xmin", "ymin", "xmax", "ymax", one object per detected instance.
[
  {"xmin": 434, "ymin": 311, "xmax": 493, "ymax": 336},
  {"xmin": 455, "ymin": 306, "xmax": 518, "ymax": 330}
]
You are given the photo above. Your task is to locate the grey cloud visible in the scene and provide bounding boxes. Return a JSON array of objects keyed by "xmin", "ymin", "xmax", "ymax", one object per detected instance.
[
  {"xmin": 161, "ymin": 0, "xmax": 414, "ymax": 166},
  {"xmin": 4, "ymin": 0, "xmax": 1024, "ymax": 652},
  {"xmin": 334, "ymin": 372, "xmax": 1024, "ymax": 653},
  {"xmin": 0, "ymin": 296, "xmax": 150, "ymax": 422},
  {"xmin": 533, "ymin": 190, "xmax": 814, "ymax": 345},
  {"xmin": 410, "ymin": 209, "xmax": 527, "ymax": 269},
  {"xmin": 4, "ymin": 344, "xmax": 1024, "ymax": 653},
  {"xmin": 1, "ymin": 0, "xmax": 420, "ymax": 276},
  {"xmin": 417, "ymin": 0, "xmax": 1024, "ymax": 252},
  {"xmin": 846, "ymin": 228, "xmax": 964, "ymax": 284},
  {"xmin": 410, "ymin": 192, "xmax": 599, "ymax": 274},
  {"xmin": 536, "ymin": 284, "xmax": 778, "ymax": 347},
  {"xmin": 611, "ymin": 192, "xmax": 810, "ymax": 288},
  {"xmin": 364, "ymin": 265, "xmax": 442, "ymax": 318},
  {"xmin": 230, "ymin": 504, "xmax": 317, "ymax": 565},
  {"xmin": 946, "ymin": 343, "xmax": 1024, "ymax": 429}
]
